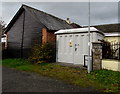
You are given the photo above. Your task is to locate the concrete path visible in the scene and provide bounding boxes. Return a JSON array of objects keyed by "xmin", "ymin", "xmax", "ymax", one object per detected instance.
[
  {"xmin": 54, "ymin": 62, "xmax": 87, "ymax": 69},
  {"xmin": 2, "ymin": 66, "xmax": 99, "ymax": 93}
]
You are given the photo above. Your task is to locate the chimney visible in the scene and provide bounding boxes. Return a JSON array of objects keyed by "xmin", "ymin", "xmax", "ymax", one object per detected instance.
[{"xmin": 66, "ymin": 18, "xmax": 71, "ymax": 24}]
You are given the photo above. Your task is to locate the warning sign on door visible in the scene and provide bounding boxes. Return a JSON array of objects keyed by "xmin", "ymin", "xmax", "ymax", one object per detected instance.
[{"xmin": 69, "ymin": 42, "xmax": 72, "ymax": 47}]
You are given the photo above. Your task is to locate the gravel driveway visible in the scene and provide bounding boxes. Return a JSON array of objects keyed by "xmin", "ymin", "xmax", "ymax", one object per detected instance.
[{"xmin": 2, "ymin": 66, "xmax": 99, "ymax": 93}]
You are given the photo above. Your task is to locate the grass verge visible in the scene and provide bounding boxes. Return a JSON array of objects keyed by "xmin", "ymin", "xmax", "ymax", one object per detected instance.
[{"xmin": 2, "ymin": 58, "xmax": 120, "ymax": 92}]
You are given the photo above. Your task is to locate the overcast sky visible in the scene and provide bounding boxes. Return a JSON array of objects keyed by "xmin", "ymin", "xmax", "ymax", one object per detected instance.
[{"xmin": 1, "ymin": 2, "xmax": 119, "ymax": 26}]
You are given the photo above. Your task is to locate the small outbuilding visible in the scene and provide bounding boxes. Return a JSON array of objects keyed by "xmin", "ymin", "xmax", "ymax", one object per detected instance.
[{"xmin": 55, "ymin": 27, "xmax": 104, "ymax": 66}]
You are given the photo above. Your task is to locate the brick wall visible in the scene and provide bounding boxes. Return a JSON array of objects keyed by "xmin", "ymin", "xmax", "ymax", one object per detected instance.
[
  {"xmin": 42, "ymin": 28, "xmax": 47, "ymax": 43},
  {"xmin": 42, "ymin": 28, "xmax": 56, "ymax": 44}
]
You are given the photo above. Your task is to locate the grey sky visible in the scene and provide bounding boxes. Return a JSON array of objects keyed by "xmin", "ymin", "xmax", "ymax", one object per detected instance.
[{"xmin": 1, "ymin": 2, "xmax": 118, "ymax": 26}]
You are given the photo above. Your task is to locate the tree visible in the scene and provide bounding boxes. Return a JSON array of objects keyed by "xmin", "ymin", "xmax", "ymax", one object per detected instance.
[{"xmin": 0, "ymin": 20, "xmax": 6, "ymax": 35}]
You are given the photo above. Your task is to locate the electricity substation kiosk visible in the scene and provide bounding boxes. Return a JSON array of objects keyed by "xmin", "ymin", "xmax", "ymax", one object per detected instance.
[{"xmin": 55, "ymin": 27, "xmax": 104, "ymax": 66}]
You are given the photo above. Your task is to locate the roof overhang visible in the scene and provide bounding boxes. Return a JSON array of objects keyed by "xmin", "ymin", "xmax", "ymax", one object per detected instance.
[
  {"xmin": 55, "ymin": 27, "xmax": 104, "ymax": 36},
  {"xmin": 104, "ymin": 33, "xmax": 120, "ymax": 37}
]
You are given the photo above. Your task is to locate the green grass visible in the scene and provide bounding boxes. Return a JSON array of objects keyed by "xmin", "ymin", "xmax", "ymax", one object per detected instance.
[
  {"xmin": 2, "ymin": 58, "xmax": 120, "ymax": 92},
  {"xmin": 87, "ymin": 70, "xmax": 120, "ymax": 92}
]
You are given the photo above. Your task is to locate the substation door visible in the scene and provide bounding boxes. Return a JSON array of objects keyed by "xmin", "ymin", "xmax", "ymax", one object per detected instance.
[
  {"xmin": 66, "ymin": 34, "xmax": 74, "ymax": 63},
  {"xmin": 57, "ymin": 34, "xmax": 74, "ymax": 63},
  {"xmin": 73, "ymin": 34, "xmax": 83, "ymax": 64},
  {"xmin": 57, "ymin": 34, "xmax": 86, "ymax": 65}
]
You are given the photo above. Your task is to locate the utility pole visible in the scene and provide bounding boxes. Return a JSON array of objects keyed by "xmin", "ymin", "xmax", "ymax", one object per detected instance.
[{"xmin": 87, "ymin": 0, "xmax": 92, "ymax": 73}]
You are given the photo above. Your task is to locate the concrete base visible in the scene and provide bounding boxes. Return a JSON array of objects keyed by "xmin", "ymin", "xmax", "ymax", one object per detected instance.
[{"xmin": 54, "ymin": 62, "xmax": 87, "ymax": 70}]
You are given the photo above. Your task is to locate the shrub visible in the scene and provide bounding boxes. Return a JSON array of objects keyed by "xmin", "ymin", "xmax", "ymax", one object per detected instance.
[
  {"xmin": 102, "ymin": 40, "xmax": 113, "ymax": 59},
  {"xmin": 28, "ymin": 43, "xmax": 56, "ymax": 64}
]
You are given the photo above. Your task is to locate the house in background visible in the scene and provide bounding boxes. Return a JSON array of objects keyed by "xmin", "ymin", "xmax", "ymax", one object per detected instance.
[
  {"xmin": 83, "ymin": 23, "xmax": 120, "ymax": 43},
  {"xmin": 4, "ymin": 5, "xmax": 74, "ymax": 58},
  {"xmin": 93, "ymin": 23, "xmax": 120, "ymax": 71},
  {"xmin": 93, "ymin": 23, "xmax": 120, "ymax": 43},
  {"xmin": 93, "ymin": 23, "xmax": 120, "ymax": 59}
]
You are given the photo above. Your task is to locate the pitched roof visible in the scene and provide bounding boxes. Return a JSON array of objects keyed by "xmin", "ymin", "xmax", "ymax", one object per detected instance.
[
  {"xmin": 83, "ymin": 23, "xmax": 120, "ymax": 33},
  {"xmin": 70, "ymin": 23, "xmax": 82, "ymax": 28},
  {"xmin": 5, "ymin": 5, "xmax": 73, "ymax": 33},
  {"xmin": 92, "ymin": 23, "xmax": 120, "ymax": 33}
]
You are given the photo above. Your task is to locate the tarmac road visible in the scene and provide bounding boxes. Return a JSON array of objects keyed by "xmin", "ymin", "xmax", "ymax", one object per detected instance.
[{"xmin": 2, "ymin": 66, "xmax": 99, "ymax": 93}]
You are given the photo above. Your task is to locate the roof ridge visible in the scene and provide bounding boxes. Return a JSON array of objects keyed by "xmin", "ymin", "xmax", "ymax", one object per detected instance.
[{"xmin": 92, "ymin": 23, "xmax": 120, "ymax": 26}]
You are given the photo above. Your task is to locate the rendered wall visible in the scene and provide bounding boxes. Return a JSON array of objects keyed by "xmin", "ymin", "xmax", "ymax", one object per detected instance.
[
  {"xmin": 104, "ymin": 36, "xmax": 120, "ymax": 43},
  {"xmin": 102, "ymin": 59, "xmax": 120, "ymax": 72}
]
